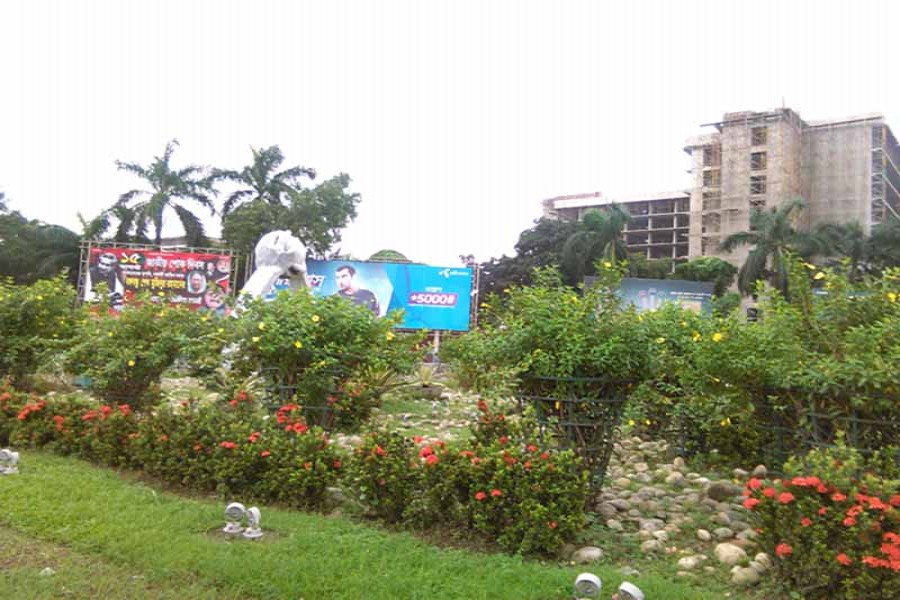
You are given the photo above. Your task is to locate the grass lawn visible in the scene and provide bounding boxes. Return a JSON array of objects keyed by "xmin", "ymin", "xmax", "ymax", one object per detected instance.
[{"xmin": 0, "ymin": 452, "xmax": 719, "ymax": 600}]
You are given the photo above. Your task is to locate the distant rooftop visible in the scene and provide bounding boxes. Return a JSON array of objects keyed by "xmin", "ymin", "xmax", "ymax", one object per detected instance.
[{"xmin": 546, "ymin": 190, "xmax": 688, "ymax": 210}]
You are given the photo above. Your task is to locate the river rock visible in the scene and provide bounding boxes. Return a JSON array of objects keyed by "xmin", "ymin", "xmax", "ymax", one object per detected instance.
[
  {"xmin": 696, "ymin": 529, "xmax": 712, "ymax": 542},
  {"xmin": 707, "ymin": 481, "xmax": 742, "ymax": 502},
  {"xmin": 571, "ymin": 546, "xmax": 604, "ymax": 564},
  {"xmin": 715, "ymin": 542, "xmax": 748, "ymax": 565},
  {"xmin": 731, "ymin": 567, "xmax": 760, "ymax": 586}
]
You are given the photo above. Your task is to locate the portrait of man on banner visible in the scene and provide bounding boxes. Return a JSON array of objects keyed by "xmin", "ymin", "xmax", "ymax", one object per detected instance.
[{"xmin": 331, "ymin": 264, "xmax": 380, "ymax": 315}]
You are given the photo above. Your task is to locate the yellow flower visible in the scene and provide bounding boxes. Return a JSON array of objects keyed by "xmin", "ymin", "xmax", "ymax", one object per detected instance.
[
  {"xmin": 712, "ymin": 332, "xmax": 724, "ymax": 342},
  {"xmin": 385, "ymin": 332, "xmax": 395, "ymax": 341},
  {"xmin": 201, "ymin": 316, "xmax": 209, "ymax": 322},
  {"xmin": 36, "ymin": 295, "xmax": 44, "ymax": 301},
  {"xmin": 644, "ymin": 419, "xmax": 651, "ymax": 425},
  {"xmin": 888, "ymin": 292, "xmax": 897, "ymax": 303},
  {"xmin": 655, "ymin": 337, "xmax": 666, "ymax": 344},
  {"xmin": 311, "ymin": 315, "xmax": 321, "ymax": 323},
  {"xmin": 217, "ymin": 328, "xmax": 224, "ymax": 334},
  {"xmin": 813, "ymin": 272, "xmax": 826, "ymax": 280},
  {"xmin": 503, "ymin": 288, "xmax": 510, "ymax": 294},
  {"xmin": 480, "ymin": 303, "xmax": 490, "ymax": 308},
  {"xmin": 628, "ymin": 419, "xmax": 636, "ymax": 427},
  {"xmin": 679, "ymin": 321, "xmax": 687, "ymax": 328},
  {"xmin": 127, "ymin": 359, "xmax": 136, "ymax": 367},
  {"xmin": 803, "ymin": 262, "xmax": 816, "ymax": 270},
  {"xmin": 107, "ymin": 331, "xmax": 114, "ymax": 337},
  {"xmin": 257, "ymin": 322, "xmax": 266, "ymax": 330},
  {"xmin": 603, "ymin": 261, "xmax": 612, "ymax": 268},
  {"xmin": 252, "ymin": 336, "xmax": 261, "ymax": 343},
  {"xmin": 720, "ymin": 417, "xmax": 732, "ymax": 427},
  {"xmin": 570, "ymin": 295, "xmax": 579, "ymax": 304},
  {"xmin": 293, "ymin": 340, "xmax": 303, "ymax": 349},
  {"xmin": 692, "ymin": 331, "xmax": 701, "ymax": 341}
]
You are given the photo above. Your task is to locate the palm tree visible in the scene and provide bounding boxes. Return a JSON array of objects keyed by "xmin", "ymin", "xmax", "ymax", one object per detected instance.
[
  {"xmin": 866, "ymin": 215, "xmax": 900, "ymax": 271},
  {"xmin": 115, "ymin": 140, "xmax": 216, "ymax": 246},
  {"xmin": 560, "ymin": 205, "xmax": 631, "ymax": 285},
  {"xmin": 214, "ymin": 145, "xmax": 316, "ymax": 216},
  {"xmin": 816, "ymin": 221, "xmax": 869, "ymax": 280},
  {"xmin": 719, "ymin": 198, "xmax": 826, "ymax": 296},
  {"xmin": 78, "ymin": 205, "xmax": 149, "ymax": 243}
]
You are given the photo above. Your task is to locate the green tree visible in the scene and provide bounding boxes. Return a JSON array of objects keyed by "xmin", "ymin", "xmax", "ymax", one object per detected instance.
[
  {"xmin": 0, "ymin": 209, "xmax": 81, "ymax": 284},
  {"xmin": 626, "ymin": 253, "xmax": 674, "ymax": 280},
  {"xmin": 78, "ymin": 205, "xmax": 149, "ymax": 243},
  {"xmin": 214, "ymin": 145, "xmax": 316, "ymax": 215},
  {"xmin": 221, "ymin": 174, "xmax": 360, "ymax": 268},
  {"xmin": 672, "ymin": 256, "xmax": 738, "ymax": 297},
  {"xmin": 719, "ymin": 198, "xmax": 825, "ymax": 296},
  {"xmin": 115, "ymin": 140, "xmax": 217, "ymax": 246},
  {"xmin": 478, "ymin": 218, "xmax": 580, "ymax": 295},
  {"xmin": 560, "ymin": 205, "xmax": 630, "ymax": 286},
  {"xmin": 866, "ymin": 215, "xmax": 900, "ymax": 272},
  {"xmin": 369, "ymin": 249, "xmax": 411, "ymax": 263},
  {"xmin": 815, "ymin": 221, "xmax": 869, "ymax": 280}
]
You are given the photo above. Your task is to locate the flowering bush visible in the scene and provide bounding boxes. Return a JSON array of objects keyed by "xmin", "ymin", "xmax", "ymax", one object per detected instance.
[
  {"xmin": 0, "ymin": 276, "xmax": 77, "ymax": 386},
  {"xmin": 2, "ymin": 388, "xmax": 342, "ymax": 510},
  {"xmin": 229, "ymin": 289, "xmax": 422, "ymax": 430},
  {"xmin": 346, "ymin": 398, "xmax": 588, "ymax": 555},
  {"xmin": 63, "ymin": 299, "xmax": 210, "ymax": 410},
  {"xmin": 742, "ymin": 446, "xmax": 900, "ymax": 599}
]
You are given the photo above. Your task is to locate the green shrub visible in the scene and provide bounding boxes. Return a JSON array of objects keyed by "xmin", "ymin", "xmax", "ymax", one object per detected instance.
[
  {"xmin": 230, "ymin": 289, "xmax": 422, "ymax": 430},
  {"xmin": 64, "ymin": 300, "xmax": 207, "ymax": 410},
  {"xmin": 0, "ymin": 276, "xmax": 76, "ymax": 386},
  {"xmin": 743, "ymin": 445, "xmax": 900, "ymax": 599}
]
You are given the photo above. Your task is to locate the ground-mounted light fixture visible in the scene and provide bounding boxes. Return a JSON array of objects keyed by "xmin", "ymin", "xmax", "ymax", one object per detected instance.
[
  {"xmin": 615, "ymin": 581, "xmax": 645, "ymax": 600},
  {"xmin": 223, "ymin": 502, "xmax": 246, "ymax": 534},
  {"xmin": 0, "ymin": 449, "xmax": 19, "ymax": 475},
  {"xmin": 573, "ymin": 572, "xmax": 602, "ymax": 599},
  {"xmin": 243, "ymin": 506, "xmax": 263, "ymax": 540}
]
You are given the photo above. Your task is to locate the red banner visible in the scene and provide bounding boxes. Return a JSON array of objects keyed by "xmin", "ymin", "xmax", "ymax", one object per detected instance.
[{"xmin": 83, "ymin": 247, "xmax": 232, "ymax": 314}]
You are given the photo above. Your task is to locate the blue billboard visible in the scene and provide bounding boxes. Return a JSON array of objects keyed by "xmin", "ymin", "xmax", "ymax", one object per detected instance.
[
  {"xmin": 274, "ymin": 261, "xmax": 473, "ymax": 331},
  {"xmin": 617, "ymin": 277, "xmax": 715, "ymax": 313}
]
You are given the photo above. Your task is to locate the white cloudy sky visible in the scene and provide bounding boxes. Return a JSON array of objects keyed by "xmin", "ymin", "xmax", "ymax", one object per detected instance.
[{"xmin": 1, "ymin": 1, "xmax": 898, "ymax": 266}]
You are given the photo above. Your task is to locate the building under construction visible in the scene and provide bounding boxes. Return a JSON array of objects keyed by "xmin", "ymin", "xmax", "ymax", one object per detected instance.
[{"xmin": 543, "ymin": 108, "xmax": 900, "ymax": 267}]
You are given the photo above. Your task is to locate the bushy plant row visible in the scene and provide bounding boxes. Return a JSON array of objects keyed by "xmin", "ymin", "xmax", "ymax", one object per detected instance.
[
  {"xmin": 2, "ymin": 386, "xmax": 342, "ymax": 509},
  {"xmin": 344, "ymin": 399, "xmax": 589, "ymax": 555},
  {"xmin": 742, "ymin": 446, "xmax": 900, "ymax": 599},
  {"xmin": 2, "ymin": 386, "xmax": 589, "ymax": 555}
]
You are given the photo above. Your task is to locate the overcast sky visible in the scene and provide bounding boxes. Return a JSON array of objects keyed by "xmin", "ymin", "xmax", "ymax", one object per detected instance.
[{"xmin": 2, "ymin": 1, "xmax": 897, "ymax": 266}]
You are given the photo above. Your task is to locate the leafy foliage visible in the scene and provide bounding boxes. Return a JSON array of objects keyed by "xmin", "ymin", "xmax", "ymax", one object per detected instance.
[{"xmin": 672, "ymin": 256, "xmax": 737, "ymax": 297}]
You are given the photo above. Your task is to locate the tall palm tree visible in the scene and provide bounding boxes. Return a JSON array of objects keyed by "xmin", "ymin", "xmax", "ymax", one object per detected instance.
[
  {"xmin": 719, "ymin": 198, "xmax": 826, "ymax": 296},
  {"xmin": 560, "ymin": 205, "xmax": 631, "ymax": 285},
  {"xmin": 115, "ymin": 140, "xmax": 216, "ymax": 246},
  {"xmin": 816, "ymin": 221, "xmax": 869, "ymax": 280},
  {"xmin": 78, "ymin": 205, "xmax": 149, "ymax": 243},
  {"xmin": 214, "ymin": 145, "xmax": 316, "ymax": 216},
  {"xmin": 866, "ymin": 215, "xmax": 900, "ymax": 271}
]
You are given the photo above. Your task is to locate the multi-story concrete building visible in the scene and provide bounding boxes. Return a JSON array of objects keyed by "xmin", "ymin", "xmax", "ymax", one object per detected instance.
[{"xmin": 544, "ymin": 108, "xmax": 900, "ymax": 267}]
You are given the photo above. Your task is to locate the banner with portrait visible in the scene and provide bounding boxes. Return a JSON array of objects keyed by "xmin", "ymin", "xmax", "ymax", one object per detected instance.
[{"xmin": 81, "ymin": 247, "xmax": 233, "ymax": 315}]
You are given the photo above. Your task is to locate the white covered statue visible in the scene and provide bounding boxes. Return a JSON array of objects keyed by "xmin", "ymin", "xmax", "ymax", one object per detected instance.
[{"xmin": 237, "ymin": 230, "xmax": 308, "ymax": 307}]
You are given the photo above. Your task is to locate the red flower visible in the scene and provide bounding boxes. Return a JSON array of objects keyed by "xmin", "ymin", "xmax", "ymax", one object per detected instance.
[
  {"xmin": 229, "ymin": 399, "xmax": 238, "ymax": 407},
  {"xmin": 425, "ymin": 454, "xmax": 439, "ymax": 466},
  {"xmin": 818, "ymin": 506, "xmax": 829, "ymax": 516},
  {"xmin": 474, "ymin": 491, "xmax": 487, "ymax": 501},
  {"xmin": 291, "ymin": 422, "xmax": 309, "ymax": 434},
  {"xmin": 832, "ymin": 492, "xmax": 848, "ymax": 502},
  {"xmin": 862, "ymin": 555, "xmax": 889, "ymax": 568},
  {"xmin": 778, "ymin": 492, "xmax": 795, "ymax": 504},
  {"xmin": 81, "ymin": 409, "xmax": 98, "ymax": 421},
  {"xmin": 502, "ymin": 453, "xmax": 517, "ymax": 466},
  {"xmin": 523, "ymin": 460, "xmax": 532, "ymax": 469},
  {"xmin": 236, "ymin": 390, "xmax": 249, "ymax": 402},
  {"xmin": 413, "ymin": 436, "xmax": 424, "ymax": 444},
  {"xmin": 776, "ymin": 543, "xmax": 793, "ymax": 558},
  {"xmin": 547, "ymin": 521, "xmax": 558, "ymax": 529},
  {"xmin": 117, "ymin": 404, "xmax": 131, "ymax": 416},
  {"xmin": 491, "ymin": 488, "xmax": 502, "ymax": 498},
  {"xmin": 747, "ymin": 478, "xmax": 763, "ymax": 490},
  {"xmin": 800, "ymin": 518, "xmax": 813, "ymax": 527},
  {"xmin": 459, "ymin": 450, "xmax": 475, "ymax": 458},
  {"xmin": 890, "ymin": 495, "xmax": 900, "ymax": 507},
  {"xmin": 526, "ymin": 444, "xmax": 538, "ymax": 452},
  {"xmin": 333, "ymin": 460, "xmax": 341, "ymax": 469},
  {"xmin": 470, "ymin": 457, "xmax": 480, "ymax": 465},
  {"xmin": 159, "ymin": 434, "xmax": 168, "ymax": 442},
  {"xmin": 419, "ymin": 446, "xmax": 434, "ymax": 458},
  {"xmin": 219, "ymin": 441, "xmax": 236, "ymax": 449},
  {"xmin": 836, "ymin": 553, "xmax": 852, "ymax": 566},
  {"xmin": 260, "ymin": 450, "xmax": 271, "ymax": 457},
  {"xmin": 303, "ymin": 462, "xmax": 312, "ymax": 470},
  {"xmin": 53, "ymin": 415, "xmax": 65, "ymax": 431},
  {"xmin": 498, "ymin": 436, "xmax": 509, "ymax": 445},
  {"xmin": 743, "ymin": 498, "xmax": 760, "ymax": 510},
  {"xmin": 540, "ymin": 452, "xmax": 551, "ymax": 460},
  {"xmin": 843, "ymin": 517, "xmax": 857, "ymax": 527},
  {"xmin": 247, "ymin": 432, "xmax": 261, "ymax": 443},
  {"xmin": 374, "ymin": 445, "xmax": 386, "ymax": 456},
  {"xmin": 763, "ymin": 487, "xmax": 777, "ymax": 498},
  {"xmin": 476, "ymin": 399, "xmax": 488, "ymax": 412}
]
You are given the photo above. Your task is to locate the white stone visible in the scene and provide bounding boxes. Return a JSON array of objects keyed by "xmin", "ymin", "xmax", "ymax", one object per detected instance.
[
  {"xmin": 696, "ymin": 529, "xmax": 712, "ymax": 542},
  {"xmin": 731, "ymin": 567, "xmax": 761, "ymax": 586},
  {"xmin": 572, "ymin": 546, "xmax": 604, "ymax": 564},
  {"xmin": 714, "ymin": 543, "xmax": 748, "ymax": 565},
  {"xmin": 677, "ymin": 556, "xmax": 701, "ymax": 570},
  {"xmin": 640, "ymin": 539, "xmax": 662, "ymax": 553},
  {"xmin": 754, "ymin": 553, "xmax": 773, "ymax": 570}
]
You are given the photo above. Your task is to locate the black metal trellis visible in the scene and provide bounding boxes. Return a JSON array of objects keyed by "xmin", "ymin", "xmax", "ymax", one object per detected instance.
[{"xmin": 518, "ymin": 375, "xmax": 633, "ymax": 489}]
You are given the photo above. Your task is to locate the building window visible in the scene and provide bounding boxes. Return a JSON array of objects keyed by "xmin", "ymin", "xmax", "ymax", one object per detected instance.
[
  {"xmin": 701, "ymin": 236, "xmax": 720, "ymax": 256},
  {"xmin": 703, "ymin": 146, "xmax": 721, "ymax": 167},
  {"xmin": 751, "ymin": 126, "xmax": 767, "ymax": 146},
  {"xmin": 703, "ymin": 169, "xmax": 721, "ymax": 187},
  {"xmin": 703, "ymin": 192, "xmax": 721, "ymax": 211},
  {"xmin": 750, "ymin": 175, "xmax": 767, "ymax": 195},
  {"xmin": 751, "ymin": 151, "xmax": 767, "ymax": 170},
  {"xmin": 702, "ymin": 213, "xmax": 721, "ymax": 234}
]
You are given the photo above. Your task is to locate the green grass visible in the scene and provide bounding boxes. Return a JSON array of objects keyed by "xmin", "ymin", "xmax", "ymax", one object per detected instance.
[
  {"xmin": 0, "ymin": 452, "xmax": 716, "ymax": 600},
  {"xmin": 0, "ymin": 526, "xmax": 240, "ymax": 599}
]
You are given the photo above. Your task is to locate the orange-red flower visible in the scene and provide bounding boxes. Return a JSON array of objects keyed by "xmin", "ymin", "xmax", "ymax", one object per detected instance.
[
  {"xmin": 778, "ymin": 492, "xmax": 795, "ymax": 504},
  {"xmin": 219, "ymin": 441, "xmax": 237, "ymax": 449},
  {"xmin": 743, "ymin": 498, "xmax": 760, "ymax": 510},
  {"xmin": 260, "ymin": 450, "xmax": 271, "ymax": 458},
  {"xmin": 425, "ymin": 454, "xmax": 439, "ymax": 466},
  {"xmin": 836, "ymin": 553, "xmax": 852, "ymax": 566},
  {"xmin": 491, "ymin": 488, "xmax": 502, "ymax": 498},
  {"xmin": 776, "ymin": 543, "xmax": 793, "ymax": 558},
  {"xmin": 474, "ymin": 491, "xmax": 487, "ymax": 501},
  {"xmin": 763, "ymin": 487, "xmax": 777, "ymax": 498},
  {"xmin": 747, "ymin": 478, "xmax": 763, "ymax": 490},
  {"xmin": 800, "ymin": 517, "xmax": 813, "ymax": 527}
]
